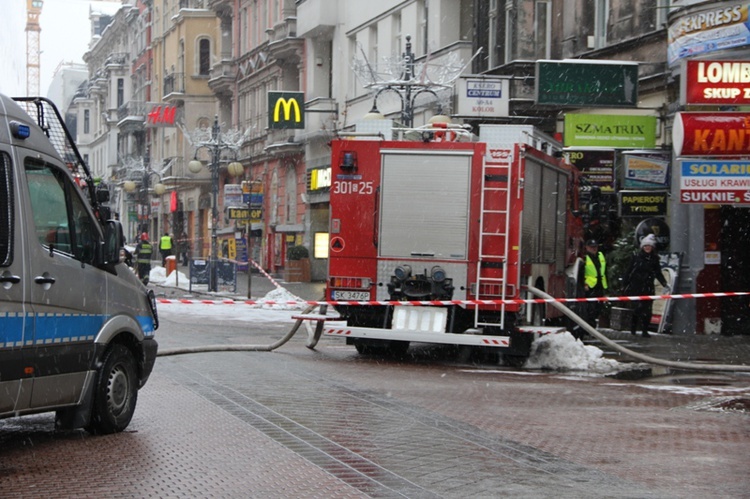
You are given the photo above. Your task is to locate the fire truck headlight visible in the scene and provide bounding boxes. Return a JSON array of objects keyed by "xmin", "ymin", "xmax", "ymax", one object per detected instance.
[
  {"xmin": 394, "ymin": 265, "xmax": 411, "ymax": 281},
  {"xmin": 431, "ymin": 266, "xmax": 446, "ymax": 283}
]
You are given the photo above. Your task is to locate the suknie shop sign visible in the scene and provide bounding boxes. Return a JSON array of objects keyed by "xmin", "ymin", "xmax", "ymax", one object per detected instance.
[{"xmin": 679, "ymin": 159, "xmax": 750, "ymax": 204}]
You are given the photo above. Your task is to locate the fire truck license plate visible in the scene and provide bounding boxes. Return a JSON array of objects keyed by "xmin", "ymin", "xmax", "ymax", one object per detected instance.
[{"xmin": 332, "ymin": 290, "xmax": 371, "ymax": 300}]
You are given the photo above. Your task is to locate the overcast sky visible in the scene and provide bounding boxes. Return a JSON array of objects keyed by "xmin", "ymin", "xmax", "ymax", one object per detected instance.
[{"xmin": 0, "ymin": 0, "xmax": 94, "ymax": 98}]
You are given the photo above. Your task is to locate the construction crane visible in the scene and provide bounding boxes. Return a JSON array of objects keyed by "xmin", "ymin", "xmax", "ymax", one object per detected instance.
[{"xmin": 26, "ymin": 0, "xmax": 44, "ymax": 95}]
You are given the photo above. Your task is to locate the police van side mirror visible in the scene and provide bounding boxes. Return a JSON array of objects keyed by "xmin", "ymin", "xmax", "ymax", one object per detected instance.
[{"xmin": 103, "ymin": 220, "xmax": 125, "ymax": 264}]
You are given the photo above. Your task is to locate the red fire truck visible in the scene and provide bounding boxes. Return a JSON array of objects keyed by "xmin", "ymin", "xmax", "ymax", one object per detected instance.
[{"xmin": 323, "ymin": 123, "xmax": 586, "ymax": 362}]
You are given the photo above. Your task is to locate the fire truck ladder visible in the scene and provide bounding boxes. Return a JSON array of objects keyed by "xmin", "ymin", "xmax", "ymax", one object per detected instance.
[{"xmin": 475, "ymin": 155, "xmax": 513, "ymax": 330}]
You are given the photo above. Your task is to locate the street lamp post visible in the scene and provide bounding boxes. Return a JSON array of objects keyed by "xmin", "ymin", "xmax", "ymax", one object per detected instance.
[
  {"xmin": 362, "ymin": 36, "xmax": 448, "ymax": 128},
  {"xmin": 188, "ymin": 116, "xmax": 244, "ymax": 293},
  {"xmin": 123, "ymin": 150, "xmax": 165, "ymax": 240}
]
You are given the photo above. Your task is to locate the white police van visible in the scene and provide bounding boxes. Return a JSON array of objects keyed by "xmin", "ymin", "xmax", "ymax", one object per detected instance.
[{"xmin": 0, "ymin": 94, "xmax": 158, "ymax": 434}]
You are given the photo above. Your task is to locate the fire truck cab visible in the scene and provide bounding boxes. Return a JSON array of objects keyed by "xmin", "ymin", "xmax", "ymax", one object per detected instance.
[{"xmin": 324, "ymin": 121, "xmax": 583, "ymax": 362}]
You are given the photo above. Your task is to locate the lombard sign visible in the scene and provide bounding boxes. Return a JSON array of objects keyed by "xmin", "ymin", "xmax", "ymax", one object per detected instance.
[
  {"xmin": 268, "ymin": 91, "xmax": 305, "ymax": 129},
  {"xmin": 679, "ymin": 159, "xmax": 750, "ymax": 204},
  {"xmin": 673, "ymin": 112, "xmax": 750, "ymax": 156},
  {"xmin": 535, "ymin": 60, "xmax": 639, "ymax": 107},
  {"xmin": 681, "ymin": 60, "xmax": 750, "ymax": 105},
  {"xmin": 456, "ymin": 76, "xmax": 509, "ymax": 117},
  {"xmin": 564, "ymin": 114, "xmax": 657, "ymax": 148}
]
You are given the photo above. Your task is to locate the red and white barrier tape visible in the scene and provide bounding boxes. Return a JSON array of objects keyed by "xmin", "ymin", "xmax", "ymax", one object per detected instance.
[{"xmin": 156, "ymin": 291, "xmax": 750, "ymax": 306}]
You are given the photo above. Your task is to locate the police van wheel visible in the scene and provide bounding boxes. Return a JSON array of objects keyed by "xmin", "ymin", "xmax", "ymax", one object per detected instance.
[{"xmin": 87, "ymin": 344, "xmax": 138, "ymax": 435}]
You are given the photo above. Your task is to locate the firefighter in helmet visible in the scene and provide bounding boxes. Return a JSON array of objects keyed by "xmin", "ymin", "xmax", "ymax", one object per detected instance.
[{"xmin": 134, "ymin": 232, "xmax": 153, "ymax": 285}]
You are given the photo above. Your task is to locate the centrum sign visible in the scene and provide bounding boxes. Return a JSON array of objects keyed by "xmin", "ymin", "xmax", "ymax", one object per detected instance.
[
  {"xmin": 268, "ymin": 91, "xmax": 305, "ymax": 129},
  {"xmin": 564, "ymin": 114, "xmax": 656, "ymax": 148},
  {"xmin": 535, "ymin": 60, "xmax": 638, "ymax": 107},
  {"xmin": 679, "ymin": 159, "xmax": 750, "ymax": 204}
]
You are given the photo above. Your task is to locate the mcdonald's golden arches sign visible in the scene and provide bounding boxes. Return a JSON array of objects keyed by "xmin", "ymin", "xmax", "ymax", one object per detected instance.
[{"xmin": 268, "ymin": 91, "xmax": 305, "ymax": 129}]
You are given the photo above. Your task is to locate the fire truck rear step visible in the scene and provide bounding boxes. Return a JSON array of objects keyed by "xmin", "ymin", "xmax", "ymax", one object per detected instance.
[{"xmin": 323, "ymin": 326, "xmax": 522, "ymax": 348}]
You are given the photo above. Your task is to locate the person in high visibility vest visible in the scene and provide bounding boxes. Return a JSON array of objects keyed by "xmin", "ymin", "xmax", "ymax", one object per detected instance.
[
  {"xmin": 134, "ymin": 233, "xmax": 153, "ymax": 284},
  {"xmin": 159, "ymin": 232, "xmax": 174, "ymax": 266},
  {"xmin": 580, "ymin": 239, "xmax": 608, "ymax": 333}
]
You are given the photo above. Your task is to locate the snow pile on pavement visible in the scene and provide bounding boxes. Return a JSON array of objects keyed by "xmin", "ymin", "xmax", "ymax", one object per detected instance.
[
  {"xmin": 524, "ymin": 331, "xmax": 622, "ymax": 373},
  {"xmin": 151, "ymin": 266, "xmax": 191, "ymax": 290},
  {"xmin": 251, "ymin": 287, "xmax": 307, "ymax": 310}
]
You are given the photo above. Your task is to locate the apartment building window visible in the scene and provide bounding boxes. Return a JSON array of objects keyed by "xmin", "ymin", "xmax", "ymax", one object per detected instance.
[
  {"xmin": 393, "ymin": 12, "xmax": 402, "ymax": 56},
  {"xmin": 198, "ymin": 38, "xmax": 211, "ymax": 76},
  {"xmin": 419, "ymin": 0, "xmax": 429, "ymax": 55},
  {"xmin": 655, "ymin": 0, "xmax": 668, "ymax": 29},
  {"xmin": 594, "ymin": 0, "xmax": 609, "ymax": 48},
  {"xmin": 535, "ymin": 1, "xmax": 551, "ymax": 59},
  {"xmin": 241, "ymin": 8, "xmax": 248, "ymax": 53},
  {"xmin": 369, "ymin": 25, "xmax": 378, "ymax": 69},
  {"xmin": 504, "ymin": 0, "xmax": 516, "ymax": 62},
  {"xmin": 83, "ymin": 110, "xmax": 90, "ymax": 134},
  {"xmin": 488, "ymin": 0, "xmax": 502, "ymax": 67},
  {"xmin": 117, "ymin": 78, "xmax": 124, "ymax": 108}
]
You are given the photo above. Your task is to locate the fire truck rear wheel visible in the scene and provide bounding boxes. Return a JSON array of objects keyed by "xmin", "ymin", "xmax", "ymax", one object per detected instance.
[
  {"xmin": 354, "ymin": 339, "xmax": 409, "ymax": 357},
  {"xmin": 503, "ymin": 354, "xmax": 528, "ymax": 368}
]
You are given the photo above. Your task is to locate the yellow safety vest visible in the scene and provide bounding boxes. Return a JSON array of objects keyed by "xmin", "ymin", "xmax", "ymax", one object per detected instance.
[
  {"xmin": 160, "ymin": 235, "xmax": 173, "ymax": 250},
  {"xmin": 584, "ymin": 252, "xmax": 608, "ymax": 290}
]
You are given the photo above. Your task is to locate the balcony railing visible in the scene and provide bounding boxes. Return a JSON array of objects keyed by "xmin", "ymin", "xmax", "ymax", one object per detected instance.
[{"xmin": 164, "ymin": 73, "xmax": 185, "ymax": 96}]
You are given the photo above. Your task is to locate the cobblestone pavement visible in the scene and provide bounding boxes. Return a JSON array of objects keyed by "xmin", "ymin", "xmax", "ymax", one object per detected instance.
[{"xmin": 1, "ymin": 274, "xmax": 749, "ymax": 497}]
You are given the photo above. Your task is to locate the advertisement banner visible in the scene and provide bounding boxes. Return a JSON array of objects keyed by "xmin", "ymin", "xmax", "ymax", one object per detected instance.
[
  {"xmin": 623, "ymin": 151, "xmax": 671, "ymax": 189},
  {"xmin": 679, "ymin": 159, "xmax": 750, "ymax": 204},
  {"xmin": 673, "ymin": 112, "xmax": 750, "ymax": 156},
  {"xmin": 566, "ymin": 150, "xmax": 615, "ymax": 192},
  {"xmin": 224, "ymin": 184, "xmax": 243, "ymax": 207},
  {"xmin": 619, "ymin": 190, "xmax": 669, "ymax": 217},
  {"xmin": 535, "ymin": 60, "xmax": 638, "ymax": 107},
  {"xmin": 682, "ymin": 60, "xmax": 750, "ymax": 105},
  {"xmin": 456, "ymin": 76, "xmax": 510, "ymax": 117},
  {"xmin": 564, "ymin": 114, "xmax": 657, "ymax": 148},
  {"xmin": 667, "ymin": 3, "xmax": 750, "ymax": 65}
]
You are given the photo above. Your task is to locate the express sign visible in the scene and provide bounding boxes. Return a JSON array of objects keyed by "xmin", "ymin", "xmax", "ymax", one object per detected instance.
[
  {"xmin": 673, "ymin": 112, "xmax": 750, "ymax": 156},
  {"xmin": 682, "ymin": 60, "xmax": 750, "ymax": 105}
]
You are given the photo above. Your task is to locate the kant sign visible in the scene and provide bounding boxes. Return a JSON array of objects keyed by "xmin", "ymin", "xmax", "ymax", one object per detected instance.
[
  {"xmin": 564, "ymin": 114, "xmax": 657, "ymax": 148},
  {"xmin": 535, "ymin": 60, "xmax": 639, "ymax": 107}
]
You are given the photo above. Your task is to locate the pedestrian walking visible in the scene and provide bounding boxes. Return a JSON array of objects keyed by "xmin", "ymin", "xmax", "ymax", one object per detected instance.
[
  {"xmin": 580, "ymin": 239, "xmax": 608, "ymax": 333},
  {"xmin": 622, "ymin": 234, "xmax": 669, "ymax": 338},
  {"xmin": 159, "ymin": 232, "xmax": 174, "ymax": 266},
  {"xmin": 134, "ymin": 232, "xmax": 153, "ymax": 285}
]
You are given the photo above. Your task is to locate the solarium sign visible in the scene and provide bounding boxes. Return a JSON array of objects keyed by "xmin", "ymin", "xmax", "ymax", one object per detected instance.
[{"xmin": 679, "ymin": 160, "xmax": 750, "ymax": 204}]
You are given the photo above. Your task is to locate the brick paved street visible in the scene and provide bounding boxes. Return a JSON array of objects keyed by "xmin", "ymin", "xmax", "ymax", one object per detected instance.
[{"xmin": 1, "ymin": 289, "xmax": 749, "ymax": 497}]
